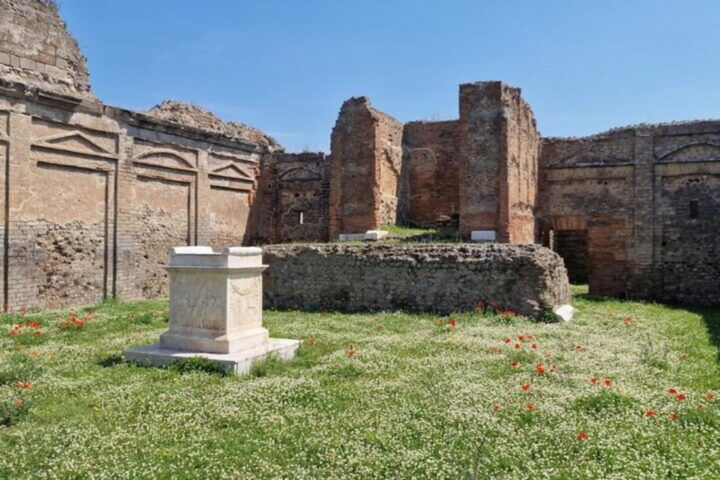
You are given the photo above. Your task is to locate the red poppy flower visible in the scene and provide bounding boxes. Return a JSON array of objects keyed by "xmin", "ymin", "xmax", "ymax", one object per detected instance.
[
  {"xmin": 511, "ymin": 361, "xmax": 521, "ymax": 368},
  {"xmin": 306, "ymin": 337, "xmax": 317, "ymax": 345},
  {"xmin": 448, "ymin": 317, "xmax": 458, "ymax": 328},
  {"xmin": 526, "ymin": 403, "xmax": 535, "ymax": 412},
  {"xmin": 514, "ymin": 343, "xmax": 521, "ymax": 350},
  {"xmin": 667, "ymin": 387, "xmax": 678, "ymax": 395},
  {"xmin": 575, "ymin": 344, "xmax": 585, "ymax": 351},
  {"xmin": 645, "ymin": 409, "xmax": 656, "ymax": 417},
  {"xmin": 530, "ymin": 343, "xmax": 538, "ymax": 350},
  {"xmin": 676, "ymin": 393, "xmax": 687, "ymax": 401},
  {"xmin": 696, "ymin": 403, "xmax": 704, "ymax": 410},
  {"xmin": 668, "ymin": 412, "xmax": 679, "ymax": 421},
  {"xmin": 535, "ymin": 364, "xmax": 546, "ymax": 375},
  {"xmin": 622, "ymin": 317, "xmax": 633, "ymax": 326},
  {"xmin": 346, "ymin": 345, "xmax": 357, "ymax": 358},
  {"xmin": 705, "ymin": 392, "xmax": 715, "ymax": 401},
  {"xmin": 604, "ymin": 379, "xmax": 613, "ymax": 388},
  {"xmin": 590, "ymin": 377, "xmax": 600, "ymax": 385},
  {"xmin": 577, "ymin": 432, "xmax": 588, "ymax": 441},
  {"xmin": 518, "ymin": 335, "xmax": 526, "ymax": 342},
  {"xmin": 503, "ymin": 337, "xmax": 512, "ymax": 344},
  {"xmin": 521, "ymin": 384, "xmax": 530, "ymax": 392},
  {"xmin": 12, "ymin": 381, "xmax": 31, "ymax": 390}
]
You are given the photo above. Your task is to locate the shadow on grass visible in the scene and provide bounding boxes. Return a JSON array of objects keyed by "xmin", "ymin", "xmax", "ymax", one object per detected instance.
[
  {"xmin": 681, "ymin": 305, "xmax": 720, "ymax": 363},
  {"xmin": 97, "ymin": 354, "xmax": 123, "ymax": 368},
  {"xmin": 573, "ymin": 284, "xmax": 720, "ymax": 363}
]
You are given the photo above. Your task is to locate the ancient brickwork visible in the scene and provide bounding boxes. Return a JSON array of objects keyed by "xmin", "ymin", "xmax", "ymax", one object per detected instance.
[
  {"xmin": 457, "ymin": 82, "xmax": 540, "ymax": 242},
  {"xmin": 328, "ymin": 97, "xmax": 403, "ymax": 238},
  {"xmin": 0, "ymin": 79, "xmax": 272, "ymax": 308},
  {"xmin": 540, "ymin": 131, "xmax": 634, "ymax": 297},
  {"xmin": 263, "ymin": 244, "xmax": 571, "ymax": 318},
  {"xmin": 402, "ymin": 121, "xmax": 460, "ymax": 226},
  {"xmin": 250, "ymin": 152, "xmax": 329, "ymax": 244},
  {"xmin": 0, "ymin": 0, "xmax": 93, "ymax": 98},
  {"xmin": 541, "ymin": 121, "xmax": 720, "ymax": 305},
  {"xmin": 503, "ymin": 88, "xmax": 540, "ymax": 244}
]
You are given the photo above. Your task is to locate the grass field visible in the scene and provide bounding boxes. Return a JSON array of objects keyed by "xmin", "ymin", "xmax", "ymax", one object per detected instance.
[{"xmin": 1, "ymin": 287, "xmax": 719, "ymax": 479}]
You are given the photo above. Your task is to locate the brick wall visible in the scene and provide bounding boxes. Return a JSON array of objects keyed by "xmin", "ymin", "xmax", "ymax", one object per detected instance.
[
  {"xmin": 0, "ymin": 80, "xmax": 268, "ymax": 309},
  {"xmin": 250, "ymin": 152, "xmax": 329, "ymax": 244},
  {"xmin": 541, "ymin": 121, "xmax": 720, "ymax": 305},
  {"xmin": 458, "ymin": 82, "xmax": 541, "ymax": 242},
  {"xmin": 328, "ymin": 97, "xmax": 403, "ymax": 238},
  {"xmin": 402, "ymin": 120, "xmax": 460, "ymax": 226}
]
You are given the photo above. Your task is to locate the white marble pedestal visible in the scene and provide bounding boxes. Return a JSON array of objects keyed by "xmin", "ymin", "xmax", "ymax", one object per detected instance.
[{"xmin": 124, "ymin": 246, "xmax": 300, "ymax": 375}]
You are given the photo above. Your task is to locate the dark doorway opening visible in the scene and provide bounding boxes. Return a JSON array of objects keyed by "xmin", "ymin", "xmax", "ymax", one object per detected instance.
[{"xmin": 553, "ymin": 229, "xmax": 589, "ymax": 284}]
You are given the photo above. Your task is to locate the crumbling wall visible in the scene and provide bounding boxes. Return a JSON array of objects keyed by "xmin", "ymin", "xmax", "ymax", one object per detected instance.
[
  {"xmin": 328, "ymin": 97, "xmax": 403, "ymax": 238},
  {"xmin": 0, "ymin": 0, "xmax": 93, "ymax": 98},
  {"xmin": 263, "ymin": 244, "xmax": 571, "ymax": 318},
  {"xmin": 503, "ymin": 90, "xmax": 540, "ymax": 243},
  {"xmin": 0, "ymin": 81, "xmax": 275, "ymax": 308},
  {"xmin": 402, "ymin": 120, "xmax": 460, "ymax": 226},
  {"xmin": 375, "ymin": 110, "xmax": 404, "ymax": 226}
]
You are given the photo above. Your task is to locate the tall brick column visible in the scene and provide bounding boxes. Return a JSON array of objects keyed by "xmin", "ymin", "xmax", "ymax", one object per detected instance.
[
  {"xmin": 630, "ymin": 129, "xmax": 656, "ymax": 298},
  {"xmin": 458, "ymin": 81, "xmax": 540, "ymax": 242}
]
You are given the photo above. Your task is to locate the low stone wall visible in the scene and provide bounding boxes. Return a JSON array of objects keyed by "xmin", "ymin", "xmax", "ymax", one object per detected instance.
[{"xmin": 262, "ymin": 244, "xmax": 571, "ymax": 318}]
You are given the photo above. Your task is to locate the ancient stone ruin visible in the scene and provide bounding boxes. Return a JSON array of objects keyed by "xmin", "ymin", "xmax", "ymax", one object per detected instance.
[
  {"xmin": 1, "ymin": 0, "xmax": 718, "ymax": 310},
  {"xmin": 263, "ymin": 244, "xmax": 571, "ymax": 318}
]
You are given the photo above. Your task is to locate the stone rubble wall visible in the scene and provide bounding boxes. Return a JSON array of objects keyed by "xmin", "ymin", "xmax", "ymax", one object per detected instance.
[{"xmin": 262, "ymin": 244, "xmax": 571, "ymax": 318}]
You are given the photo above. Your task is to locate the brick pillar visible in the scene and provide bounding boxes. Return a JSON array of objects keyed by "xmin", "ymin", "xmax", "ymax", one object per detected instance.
[
  {"xmin": 630, "ymin": 129, "xmax": 656, "ymax": 298},
  {"xmin": 5, "ymin": 112, "xmax": 32, "ymax": 308},
  {"xmin": 458, "ymin": 82, "xmax": 504, "ymax": 240}
]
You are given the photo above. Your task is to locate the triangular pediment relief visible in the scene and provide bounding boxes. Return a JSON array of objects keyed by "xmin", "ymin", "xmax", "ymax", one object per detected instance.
[
  {"xmin": 133, "ymin": 149, "xmax": 196, "ymax": 170},
  {"xmin": 210, "ymin": 163, "xmax": 254, "ymax": 180},
  {"xmin": 657, "ymin": 142, "xmax": 720, "ymax": 163},
  {"xmin": 278, "ymin": 166, "xmax": 321, "ymax": 182},
  {"xmin": 35, "ymin": 131, "xmax": 114, "ymax": 156},
  {"xmin": 547, "ymin": 153, "xmax": 631, "ymax": 169}
]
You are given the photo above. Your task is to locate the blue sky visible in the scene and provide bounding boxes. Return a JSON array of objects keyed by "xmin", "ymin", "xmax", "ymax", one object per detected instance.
[{"xmin": 60, "ymin": 0, "xmax": 720, "ymax": 152}]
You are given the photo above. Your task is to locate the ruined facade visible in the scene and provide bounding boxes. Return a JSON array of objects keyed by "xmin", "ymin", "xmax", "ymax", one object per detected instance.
[
  {"xmin": 1, "ymin": 0, "xmax": 718, "ymax": 309},
  {"xmin": 541, "ymin": 122, "xmax": 720, "ymax": 304},
  {"xmin": 0, "ymin": 0, "xmax": 276, "ymax": 308},
  {"xmin": 325, "ymin": 85, "xmax": 719, "ymax": 306}
]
